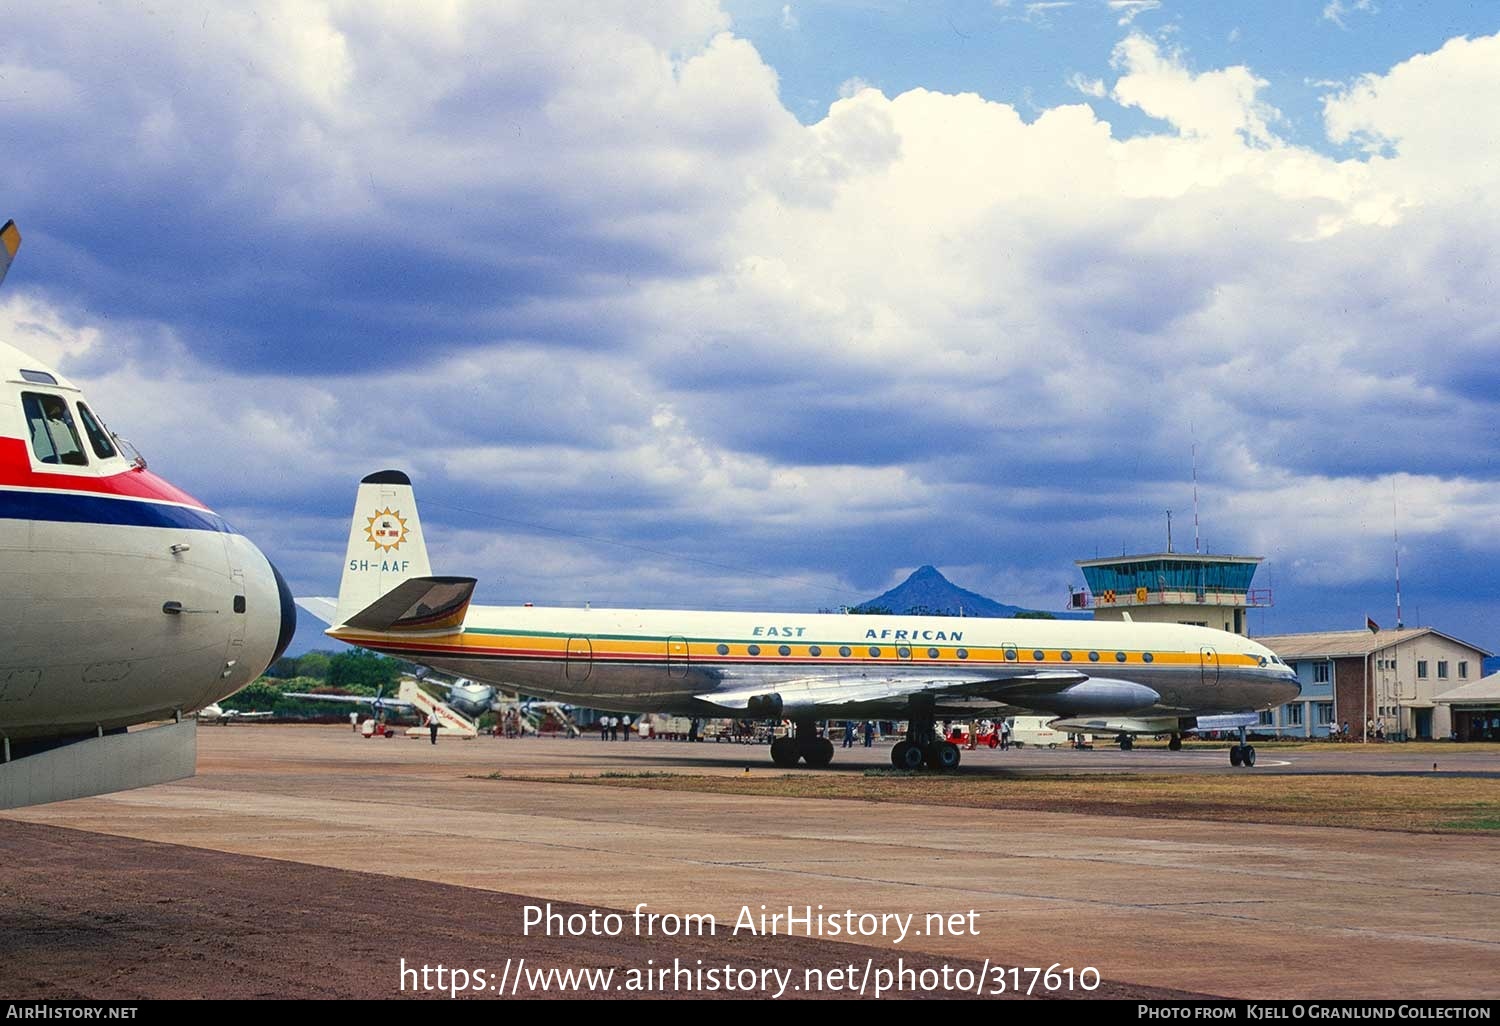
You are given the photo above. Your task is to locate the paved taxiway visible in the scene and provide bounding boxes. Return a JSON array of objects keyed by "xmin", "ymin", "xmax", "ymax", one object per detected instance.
[{"xmin": 3, "ymin": 726, "xmax": 1497, "ymax": 999}]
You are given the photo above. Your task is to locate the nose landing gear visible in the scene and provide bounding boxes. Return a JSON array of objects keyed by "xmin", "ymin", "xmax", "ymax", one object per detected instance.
[{"xmin": 1228, "ymin": 724, "xmax": 1256, "ymax": 768}]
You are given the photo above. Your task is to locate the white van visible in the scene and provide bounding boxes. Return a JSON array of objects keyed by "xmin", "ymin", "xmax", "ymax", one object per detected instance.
[{"xmin": 1008, "ymin": 716, "xmax": 1068, "ymax": 749}]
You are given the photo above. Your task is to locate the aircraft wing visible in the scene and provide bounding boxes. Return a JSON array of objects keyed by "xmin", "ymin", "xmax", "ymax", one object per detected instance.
[
  {"xmin": 701, "ymin": 670, "xmax": 1092, "ymax": 711},
  {"xmin": 282, "ymin": 692, "xmax": 416, "ymax": 710}
]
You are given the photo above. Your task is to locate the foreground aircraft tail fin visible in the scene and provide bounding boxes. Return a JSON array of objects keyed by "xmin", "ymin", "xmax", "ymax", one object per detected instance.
[
  {"xmin": 0, "ymin": 220, "xmax": 21, "ymax": 290},
  {"xmin": 335, "ymin": 470, "xmax": 434, "ymax": 626}
]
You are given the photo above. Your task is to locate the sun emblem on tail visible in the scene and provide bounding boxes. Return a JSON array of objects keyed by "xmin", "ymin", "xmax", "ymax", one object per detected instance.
[{"xmin": 365, "ymin": 508, "xmax": 409, "ymax": 552}]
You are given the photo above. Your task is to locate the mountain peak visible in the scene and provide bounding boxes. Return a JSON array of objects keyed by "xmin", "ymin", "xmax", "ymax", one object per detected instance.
[{"xmin": 859, "ymin": 565, "xmax": 1027, "ymax": 618}]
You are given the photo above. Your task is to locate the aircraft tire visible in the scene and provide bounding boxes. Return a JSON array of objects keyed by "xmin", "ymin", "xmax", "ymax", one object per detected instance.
[
  {"xmin": 1120, "ymin": 736, "xmax": 1134, "ymax": 751},
  {"xmin": 924, "ymin": 741, "xmax": 961, "ymax": 771},
  {"xmin": 1229, "ymin": 745, "xmax": 1243, "ymax": 767},
  {"xmin": 891, "ymin": 741, "xmax": 924, "ymax": 771},
  {"xmin": 1168, "ymin": 735, "xmax": 1182, "ymax": 751},
  {"xmin": 1243, "ymin": 745, "xmax": 1256, "ymax": 767},
  {"xmin": 770, "ymin": 737, "xmax": 799, "ymax": 767},
  {"xmin": 803, "ymin": 738, "xmax": 834, "ymax": 768}
]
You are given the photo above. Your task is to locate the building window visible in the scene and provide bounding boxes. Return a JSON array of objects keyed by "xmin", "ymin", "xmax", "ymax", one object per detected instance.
[
  {"xmin": 1314, "ymin": 663, "xmax": 1330, "ymax": 684},
  {"xmin": 1460, "ymin": 661, "xmax": 1468, "ymax": 678},
  {"xmin": 1285, "ymin": 704, "xmax": 1303, "ymax": 726},
  {"xmin": 1258, "ymin": 710, "xmax": 1274, "ymax": 725},
  {"xmin": 1417, "ymin": 660, "xmax": 1428, "ymax": 679},
  {"xmin": 1316, "ymin": 703, "xmax": 1334, "ymax": 725},
  {"xmin": 1438, "ymin": 661, "xmax": 1449, "ymax": 679}
]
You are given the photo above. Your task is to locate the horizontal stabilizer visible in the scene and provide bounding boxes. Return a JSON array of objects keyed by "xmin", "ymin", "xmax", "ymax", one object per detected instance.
[
  {"xmin": 343, "ymin": 576, "xmax": 477, "ymax": 633},
  {"xmin": 295, "ymin": 596, "xmax": 338, "ymax": 625}
]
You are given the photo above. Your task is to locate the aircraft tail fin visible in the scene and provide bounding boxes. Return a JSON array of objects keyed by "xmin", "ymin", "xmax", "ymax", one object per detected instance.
[
  {"xmin": 335, "ymin": 470, "xmax": 434, "ymax": 626},
  {"xmin": 0, "ymin": 220, "xmax": 21, "ymax": 290}
]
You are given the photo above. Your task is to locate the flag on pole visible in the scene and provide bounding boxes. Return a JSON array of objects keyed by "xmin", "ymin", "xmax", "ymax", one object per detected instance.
[{"xmin": 1366, "ymin": 616, "xmax": 1380, "ymax": 633}]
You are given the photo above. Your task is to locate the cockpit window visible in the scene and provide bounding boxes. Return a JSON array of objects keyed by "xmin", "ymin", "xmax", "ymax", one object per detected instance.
[
  {"xmin": 22, "ymin": 392, "xmax": 88, "ymax": 466},
  {"xmin": 20, "ymin": 369, "xmax": 58, "ymax": 385},
  {"xmin": 76, "ymin": 402, "xmax": 118, "ymax": 459}
]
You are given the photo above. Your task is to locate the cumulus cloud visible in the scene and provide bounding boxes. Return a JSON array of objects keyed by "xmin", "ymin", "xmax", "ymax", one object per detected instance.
[
  {"xmin": 1111, "ymin": 33, "xmax": 1278, "ymax": 145},
  {"xmin": 3, "ymin": 7, "xmax": 1500, "ymax": 647},
  {"xmin": 1108, "ymin": 1, "xmax": 1162, "ymax": 27},
  {"xmin": 1323, "ymin": 0, "xmax": 1377, "ymax": 29}
]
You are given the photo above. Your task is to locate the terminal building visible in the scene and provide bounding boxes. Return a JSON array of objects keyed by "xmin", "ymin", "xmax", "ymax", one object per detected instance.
[
  {"xmin": 1071, "ymin": 552, "xmax": 1270, "ymax": 637},
  {"xmin": 1434, "ymin": 672, "xmax": 1500, "ymax": 742},
  {"xmin": 1071, "ymin": 550, "xmax": 1494, "ymax": 742},
  {"xmin": 1248, "ymin": 628, "xmax": 1491, "ymax": 741}
]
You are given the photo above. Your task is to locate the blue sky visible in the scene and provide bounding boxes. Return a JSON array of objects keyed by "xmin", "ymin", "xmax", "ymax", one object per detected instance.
[{"xmin": 2, "ymin": 1, "xmax": 1498, "ymax": 658}]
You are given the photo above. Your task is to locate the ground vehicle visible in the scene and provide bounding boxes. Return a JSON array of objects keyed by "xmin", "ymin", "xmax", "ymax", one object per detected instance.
[
  {"xmin": 944, "ymin": 726, "xmax": 999, "ymax": 748},
  {"xmin": 1008, "ymin": 716, "xmax": 1067, "ymax": 749}
]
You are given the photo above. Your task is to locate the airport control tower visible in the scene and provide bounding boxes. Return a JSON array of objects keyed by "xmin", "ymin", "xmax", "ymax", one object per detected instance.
[{"xmin": 1070, "ymin": 552, "xmax": 1271, "ymax": 636}]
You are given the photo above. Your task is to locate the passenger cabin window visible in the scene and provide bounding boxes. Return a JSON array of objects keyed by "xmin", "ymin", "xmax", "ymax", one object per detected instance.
[
  {"xmin": 21, "ymin": 392, "xmax": 88, "ymax": 466},
  {"xmin": 76, "ymin": 403, "xmax": 117, "ymax": 459}
]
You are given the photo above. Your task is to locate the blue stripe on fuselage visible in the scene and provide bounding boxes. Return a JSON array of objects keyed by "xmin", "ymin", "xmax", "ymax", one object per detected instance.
[{"xmin": 0, "ymin": 488, "xmax": 234, "ymax": 533}]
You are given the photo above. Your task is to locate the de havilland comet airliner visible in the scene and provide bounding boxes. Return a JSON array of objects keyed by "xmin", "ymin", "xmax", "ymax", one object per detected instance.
[
  {"xmin": 0, "ymin": 220, "xmax": 297, "ymax": 807},
  {"xmin": 301, "ymin": 472, "xmax": 1300, "ymax": 771}
]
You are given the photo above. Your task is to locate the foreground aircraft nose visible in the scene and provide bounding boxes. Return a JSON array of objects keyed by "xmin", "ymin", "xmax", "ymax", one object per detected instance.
[{"xmin": 268, "ymin": 560, "xmax": 298, "ymax": 669}]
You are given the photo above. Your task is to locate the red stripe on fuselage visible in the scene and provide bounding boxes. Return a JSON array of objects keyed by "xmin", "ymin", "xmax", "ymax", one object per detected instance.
[{"xmin": 0, "ymin": 436, "xmax": 208, "ymax": 509}]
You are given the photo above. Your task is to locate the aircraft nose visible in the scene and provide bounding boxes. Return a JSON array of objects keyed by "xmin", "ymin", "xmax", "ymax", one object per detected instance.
[{"xmin": 268, "ymin": 560, "xmax": 298, "ymax": 668}]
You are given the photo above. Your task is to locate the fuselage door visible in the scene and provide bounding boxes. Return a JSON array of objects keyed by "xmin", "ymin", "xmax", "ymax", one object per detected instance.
[
  {"xmin": 1200, "ymin": 646, "xmax": 1220, "ymax": 686},
  {"xmin": 566, "ymin": 636, "xmax": 592, "ymax": 682},
  {"xmin": 667, "ymin": 636, "xmax": 689, "ymax": 679}
]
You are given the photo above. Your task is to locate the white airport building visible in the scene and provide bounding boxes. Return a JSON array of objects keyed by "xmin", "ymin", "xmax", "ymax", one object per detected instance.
[{"xmin": 1252, "ymin": 628, "xmax": 1492, "ymax": 741}]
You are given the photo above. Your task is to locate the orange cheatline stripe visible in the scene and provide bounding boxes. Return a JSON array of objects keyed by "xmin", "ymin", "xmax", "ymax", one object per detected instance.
[
  {"xmin": 1, "ymin": 222, "xmax": 18, "ymax": 257},
  {"xmin": 336, "ymin": 629, "xmax": 1258, "ymax": 671}
]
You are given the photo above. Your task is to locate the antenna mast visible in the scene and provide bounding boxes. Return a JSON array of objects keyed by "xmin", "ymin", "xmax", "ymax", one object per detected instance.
[
  {"xmin": 1393, "ymin": 484, "xmax": 1404, "ymax": 629},
  {"xmin": 1192, "ymin": 442, "xmax": 1201, "ymax": 554}
]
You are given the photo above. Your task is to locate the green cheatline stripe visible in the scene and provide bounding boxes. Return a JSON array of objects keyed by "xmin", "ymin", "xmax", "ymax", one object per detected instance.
[{"xmin": 463, "ymin": 626, "xmax": 975, "ymax": 647}]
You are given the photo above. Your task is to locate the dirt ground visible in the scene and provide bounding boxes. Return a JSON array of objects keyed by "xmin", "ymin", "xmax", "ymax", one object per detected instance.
[
  {"xmin": 0, "ymin": 820, "xmax": 1201, "ymax": 1000},
  {"xmin": 4, "ymin": 726, "xmax": 1498, "ymax": 1000}
]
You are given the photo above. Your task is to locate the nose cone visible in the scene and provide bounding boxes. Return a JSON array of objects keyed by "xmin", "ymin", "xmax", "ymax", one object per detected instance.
[
  {"xmin": 1275, "ymin": 670, "xmax": 1302, "ymax": 706},
  {"xmin": 268, "ymin": 561, "xmax": 298, "ymax": 669}
]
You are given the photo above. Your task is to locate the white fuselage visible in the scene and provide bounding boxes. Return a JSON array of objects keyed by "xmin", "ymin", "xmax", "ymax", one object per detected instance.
[
  {"xmin": 331, "ymin": 605, "xmax": 1301, "ymax": 721},
  {"xmin": 0, "ymin": 341, "xmax": 295, "ymax": 743}
]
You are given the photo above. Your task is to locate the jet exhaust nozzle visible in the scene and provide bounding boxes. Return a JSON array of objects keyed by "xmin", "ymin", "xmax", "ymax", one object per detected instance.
[{"xmin": 745, "ymin": 693, "xmax": 783, "ymax": 719}]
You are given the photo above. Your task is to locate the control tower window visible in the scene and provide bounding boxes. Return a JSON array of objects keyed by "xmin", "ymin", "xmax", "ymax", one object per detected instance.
[
  {"xmin": 22, "ymin": 392, "xmax": 88, "ymax": 466},
  {"xmin": 76, "ymin": 403, "xmax": 118, "ymax": 459}
]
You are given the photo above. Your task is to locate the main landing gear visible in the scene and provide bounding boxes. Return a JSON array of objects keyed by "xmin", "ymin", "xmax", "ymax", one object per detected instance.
[
  {"xmin": 888, "ymin": 699, "xmax": 961, "ymax": 771},
  {"xmin": 1168, "ymin": 733, "xmax": 1183, "ymax": 751},
  {"xmin": 1228, "ymin": 724, "xmax": 1256, "ymax": 768},
  {"xmin": 1116, "ymin": 733, "xmax": 1134, "ymax": 751},
  {"xmin": 770, "ymin": 720, "xmax": 834, "ymax": 768}
]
